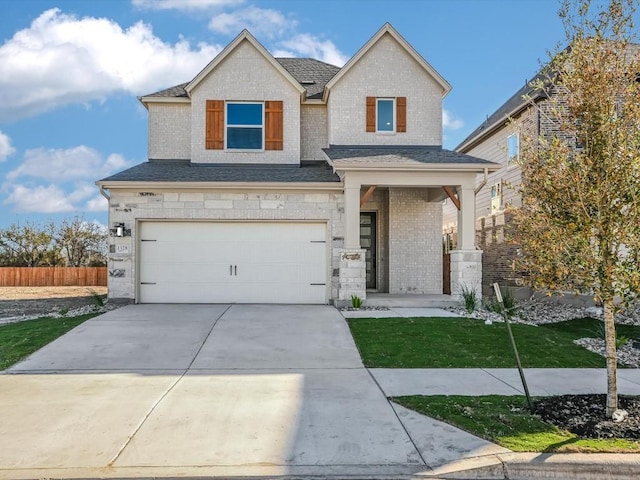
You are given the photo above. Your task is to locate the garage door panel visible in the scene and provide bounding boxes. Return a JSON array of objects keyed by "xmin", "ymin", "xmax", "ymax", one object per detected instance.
[{"xmin": 139, "ymin": 222, "xmax": 327, "ymax": 304}]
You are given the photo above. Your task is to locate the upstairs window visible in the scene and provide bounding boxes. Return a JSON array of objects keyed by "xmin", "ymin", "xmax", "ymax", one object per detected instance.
[
  {"xmin": 366, "ymin": 96, "xmax": 406, "ymax": 133},
  {"xmin": 226, "ymin": 102, "xmax": 263, "ymax": 150},
  {"xmin": 507, "ymin": 133, "xmax": 519, "ymax": 165},
  {"xmin": 377, "ymin": 98, "xmax": 395, "ymax": 132},
  {"xmin": 205, "ymin": 100, "xmax": 282, "ymax": 151}
]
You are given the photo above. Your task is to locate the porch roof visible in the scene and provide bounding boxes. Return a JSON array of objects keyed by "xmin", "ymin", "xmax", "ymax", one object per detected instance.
[{"xmin": 322, "ymin": 145, "xmax": 499, "ymax": 171}]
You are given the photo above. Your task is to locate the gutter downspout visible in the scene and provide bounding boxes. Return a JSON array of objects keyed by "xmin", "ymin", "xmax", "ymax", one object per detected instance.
[
  {"xmin": 99, "ymin": 185, "xmax": 110, "ymax": 200},
  {"xmin": 475, "ymin": 168, "xmax": 489, "ymax": 195}
]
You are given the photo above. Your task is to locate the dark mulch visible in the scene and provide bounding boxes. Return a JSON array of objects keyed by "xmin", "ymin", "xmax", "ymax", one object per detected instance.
[{"xmin": 534, "ymin": 394, "xmax": 640, "ymax": 439}]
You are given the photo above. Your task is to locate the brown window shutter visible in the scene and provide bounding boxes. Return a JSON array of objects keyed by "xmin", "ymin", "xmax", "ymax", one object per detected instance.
[
  {"xmin": 265, "ymin": 100, "xmax": 283, "ymax": 150},
  {"xmin": 396, "ymin": 97, "xmax": 406, "ymax": 132},
  {"xmin": 366, "ymin": 96, "xmax": 376, "ymax": 132},
  {"xmin": 205, "ymin": 100, "xmax": 224, "ymax": 150}
]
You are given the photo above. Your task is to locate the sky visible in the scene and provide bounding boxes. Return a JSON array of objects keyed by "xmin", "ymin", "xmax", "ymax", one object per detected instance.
[{"xmin": 0, "ymin": 0, "xmax": 573, "ymax": 228}]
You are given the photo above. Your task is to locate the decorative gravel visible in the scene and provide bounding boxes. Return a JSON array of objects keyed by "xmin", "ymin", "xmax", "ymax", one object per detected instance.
[{"xmin": 574, "ymin": 338, "xmax": 640, "ymax": 368}]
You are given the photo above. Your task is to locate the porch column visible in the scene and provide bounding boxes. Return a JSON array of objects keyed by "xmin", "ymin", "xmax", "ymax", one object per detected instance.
[
  {"xmin": 457, "ymin": 186, "xmax": 476, "ymax": 250},
  {"xmin": 451, "ymin": 186, "xmax": 482, "ymax": 300},
  {"xmin": 344, "ymin": 179, "xmax": 361, "ymax": 249},
  {"xmin": 338, "ymin": 177, "xmax": 366, "ymax": 304}
]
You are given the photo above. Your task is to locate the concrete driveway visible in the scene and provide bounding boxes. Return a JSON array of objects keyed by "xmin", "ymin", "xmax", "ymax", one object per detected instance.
[{"xmin": 0, "ymin": 304, "xmax": 503, "ymax": 478}]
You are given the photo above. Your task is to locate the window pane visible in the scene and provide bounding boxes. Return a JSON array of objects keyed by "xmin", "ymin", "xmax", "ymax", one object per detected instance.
[
  {"xmin": 227, "ymin": 127, "xmax": 263, "ymax": 149},
  {"xmin": 377, "ymin": 99, "xmax": 394, "ymax": 131},
  {"xmin": 508, "ymin": 134, "xmax": 519, "ymax": 160},
  {"xmin": 227, "ymin": 103, "xmax": 262, "ymax": 125}
]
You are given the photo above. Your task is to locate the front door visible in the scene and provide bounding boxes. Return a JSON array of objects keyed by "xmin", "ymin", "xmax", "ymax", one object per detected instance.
[{"xmin": 360, "ymin": 212, "xmax": 377, "ymax": 289}]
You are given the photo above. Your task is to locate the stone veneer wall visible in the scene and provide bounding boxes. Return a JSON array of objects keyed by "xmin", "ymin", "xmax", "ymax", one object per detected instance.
[
  {"xmin": 107, "ymin": 189, "xmax": 344, "ymax": 302},
  {"xmin": 388, "ymin": 188, "xmax": 442, "ymax": 294}
]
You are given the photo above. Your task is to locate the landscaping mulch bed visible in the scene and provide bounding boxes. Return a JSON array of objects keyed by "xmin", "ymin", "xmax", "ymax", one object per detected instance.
[{"xmin": 534, "ymin": 394, "xmax": 640, "ymax": 439}]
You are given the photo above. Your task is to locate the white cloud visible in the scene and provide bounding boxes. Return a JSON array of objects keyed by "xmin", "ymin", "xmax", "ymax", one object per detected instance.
[
  {"xmin": 133, "ymin": 0, "xmax": 243, "ymax": 10},
  {"xmin": 85, "ymin": 195, "xmax": 109, "ymax": 212},
  {"xmin": 4, "ymin": 184, "xmax": 75, "ymax": 213},
  {"xmin": 3, "ymin": 145, "xmax": 133, "ymax": 214},
  {"xmin": 209, "ymin": 6, "xmax": 296, "ymax": 38},
  {"xmin": 443, "ymin": 110, "xmax": 464, "ymax": 130},
  {"xmin": 275, "ymin": 34, "xmax": 348, "ymax": 66},
  {"xmin": 0, "ymin": 131, "xmax": 15, "ymax": 162},
  {"xmin": 7, "ymin": 146, "xmax": 131, "ymax": 182},
  {"xmin": 0, "ymin": 8, "xmax": 222, "ymax": 122}
]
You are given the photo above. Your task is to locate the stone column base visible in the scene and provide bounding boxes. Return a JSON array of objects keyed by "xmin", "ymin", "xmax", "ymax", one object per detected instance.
[
  {"xmin": 450, "ymin": 249, "xmax": 483, "ymax": 301},
  {"xmin": 337, "ymin": 248, "xmax": 366, "ymax": 303}
]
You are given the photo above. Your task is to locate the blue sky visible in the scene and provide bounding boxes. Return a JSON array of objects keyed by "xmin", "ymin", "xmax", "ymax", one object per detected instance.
[{"xmin": 0, "ymin": 0, "xmax": 569, "ymax": 228}]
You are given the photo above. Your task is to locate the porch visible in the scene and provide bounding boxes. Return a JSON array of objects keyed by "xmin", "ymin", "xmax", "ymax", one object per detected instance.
[
  {"xmin": 364, "ymin": 292, "xmax": 458, "ymax": 308},
  {"xmin": 323, "ymin": 145, "xmax": 496, "ymax": 304}
]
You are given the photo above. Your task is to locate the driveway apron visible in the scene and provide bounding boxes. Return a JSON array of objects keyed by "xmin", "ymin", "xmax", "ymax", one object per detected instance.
[{"xmin": 0, "ymin": 304, "xmax": 428, "ymax": 477}]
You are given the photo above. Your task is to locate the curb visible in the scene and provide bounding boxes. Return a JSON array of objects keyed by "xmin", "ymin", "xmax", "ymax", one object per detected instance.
[{"xmin": 427, "ymin": 453, "xmax": 640, "ymax": 479}]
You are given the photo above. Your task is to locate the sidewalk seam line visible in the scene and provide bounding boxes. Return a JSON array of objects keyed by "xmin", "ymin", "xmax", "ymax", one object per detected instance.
[
  {"xmin": 365, "ymin": 367, "xmax": 429, "ymax": 467},
  {"xmin": 107, "ymin": 304, "xmax": 232, "ymax": 467},
  {"xmin": 481, "ymin": 368, "xmax": 524, "ymax": 395}
]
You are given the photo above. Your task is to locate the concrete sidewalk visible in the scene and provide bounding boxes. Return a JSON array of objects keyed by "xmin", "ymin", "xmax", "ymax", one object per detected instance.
[{"xmin": 370, "ymin": 367, "xmax": 640, "ymax": 397}]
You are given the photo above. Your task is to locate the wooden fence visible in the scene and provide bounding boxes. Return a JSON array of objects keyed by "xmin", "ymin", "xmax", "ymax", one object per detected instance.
[{"xmin": 0, "ymin": 267, "xmax": 107, "ymax": 287}]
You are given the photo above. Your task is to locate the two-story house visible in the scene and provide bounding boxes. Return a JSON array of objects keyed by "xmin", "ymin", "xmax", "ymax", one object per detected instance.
[{"xmin": 96, "ymin": 23, "xmax": 497, "ymax": 305}]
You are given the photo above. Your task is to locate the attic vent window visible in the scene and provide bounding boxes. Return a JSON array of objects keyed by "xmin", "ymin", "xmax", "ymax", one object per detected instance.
[{"xmin": 300, "ymin": 80, "xmax": 316, "ymax": 85}]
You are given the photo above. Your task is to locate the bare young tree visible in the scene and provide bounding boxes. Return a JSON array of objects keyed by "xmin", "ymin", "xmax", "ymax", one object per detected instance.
[
  {"xmin": 0, "ymin": 222, "xmax": 60, "ymax": 266},
  {"xmin": 515, "ymin": 0, "xmax": 640, "ymax": 416},
  {"xmin": 51, "ymin": 216, "xmax": 107, "ymax": 267}
]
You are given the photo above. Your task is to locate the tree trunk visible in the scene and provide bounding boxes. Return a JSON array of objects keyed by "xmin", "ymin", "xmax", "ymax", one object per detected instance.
[{"xmin": 603, "ymin": 298, "xmax": 618, "ymax": 416}]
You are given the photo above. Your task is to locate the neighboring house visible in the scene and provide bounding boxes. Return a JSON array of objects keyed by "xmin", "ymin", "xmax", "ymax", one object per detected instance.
[
  {"xmin": 96, "ymin": 23, "xmax": 498, "ymax": 305},
  {"xmin": 444, "ymin": 72, "xmax": 547, "ymax": 296}
]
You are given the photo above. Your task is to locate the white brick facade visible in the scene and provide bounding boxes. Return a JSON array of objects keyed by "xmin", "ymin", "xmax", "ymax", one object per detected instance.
[
  {"xmin": 328, "ymin": 33, "xmax": 443, "ymax": 146},
  {"xmin": 300, "ymin": 104, "xmax": 328, "ymax": 160},
  {"xmin": 189, "ymin": 41, "xmax": 301, "ymax": 164},
  {"xmin": 388, "ymin": 188, "xmax": 443, "ymax": 294},
  {"xmin": 148, "ymin": 103, "xmax": 191, "ymax": 160}
]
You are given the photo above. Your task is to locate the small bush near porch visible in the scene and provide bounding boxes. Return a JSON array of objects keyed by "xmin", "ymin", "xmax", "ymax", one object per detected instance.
[{"xmin": 347, "ymin": 317, "xmax": 640, "ymax": 368}]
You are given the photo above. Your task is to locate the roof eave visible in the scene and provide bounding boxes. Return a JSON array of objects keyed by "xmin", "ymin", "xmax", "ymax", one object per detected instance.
[
  {"xmin": 329, "ymin": 162, "xmax": 500, "ymax": 173},
  {"xmin": 138, "ymin": 96, "xmax": 191, "ymax": 109},
  {"xmin": 95, "ymin": 180, "xmax": 343, "ymax": 190}
]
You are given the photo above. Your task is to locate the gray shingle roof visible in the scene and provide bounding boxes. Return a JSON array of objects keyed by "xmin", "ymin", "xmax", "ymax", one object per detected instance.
[
  {"xmin": 323, "ymin": 145, "xmax": 496, "ymax": 165},
  {"xmin": 276, "ymin": 58, "xmax": 340, "ymax": 99},
  {"xmin": 98, "ymin": 160, "xmax": 341, "ymax": 183},
  {"xmin": 141, "ymin": 58, "xmax": 340, "ymax": 100}
]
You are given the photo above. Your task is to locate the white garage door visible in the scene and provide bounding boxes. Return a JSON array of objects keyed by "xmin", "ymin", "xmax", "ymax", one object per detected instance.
[{"xmin": 138, "ymin": 222, "xmax": 327, "ymax": 304}]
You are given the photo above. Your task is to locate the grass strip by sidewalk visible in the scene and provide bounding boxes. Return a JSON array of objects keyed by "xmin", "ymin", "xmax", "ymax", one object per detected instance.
[
  {"xmin": 347, "ymin": 316, "xmax": 640, "ymax": 368},
  {"xmin": 393, "ymin": 395, "xmax": 640, "ymax": 453},
  {"xmin": 0, "ymin": 314, "xmax": 98, "ymax": 370}
]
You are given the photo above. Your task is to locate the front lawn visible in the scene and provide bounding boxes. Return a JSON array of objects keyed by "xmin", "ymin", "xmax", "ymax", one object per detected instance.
[
  {"xmin": 347, "ymin": 316, "xmax": 640, "ymax": 368},
  {"xmin": 393, "ymin": 395, "xmax": 640, "ymax": 453},
  {"xmin": 0, "ymin": 314, "xmax": 97, "ymax": 370}
]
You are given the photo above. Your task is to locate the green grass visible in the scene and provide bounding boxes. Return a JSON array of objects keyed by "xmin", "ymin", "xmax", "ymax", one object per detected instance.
[
  {"xmin": 347, "ymin": 316, "xmax": 640, "ymax": 368},
  {"xmin": 393, "ymin": 395, "xmax": 640, "ymax": 453},
  {"xmin": 0, "ymin": 314, "xmax": 97, "ymax": 370}
]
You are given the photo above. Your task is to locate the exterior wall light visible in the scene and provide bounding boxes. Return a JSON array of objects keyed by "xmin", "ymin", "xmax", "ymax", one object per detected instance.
[{"xmin": 110, "ymin": 222, "xmax": 131, "ymax": 237}]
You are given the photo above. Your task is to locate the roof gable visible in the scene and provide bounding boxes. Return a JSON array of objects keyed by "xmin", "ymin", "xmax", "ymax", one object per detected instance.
[
  {"xmin": 323, "ymin": 23, "xmax": 451, "ymax": 102},
  {"xmin": 184, "ymin": 29, "xmax": 306, "ymax": 97}
]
